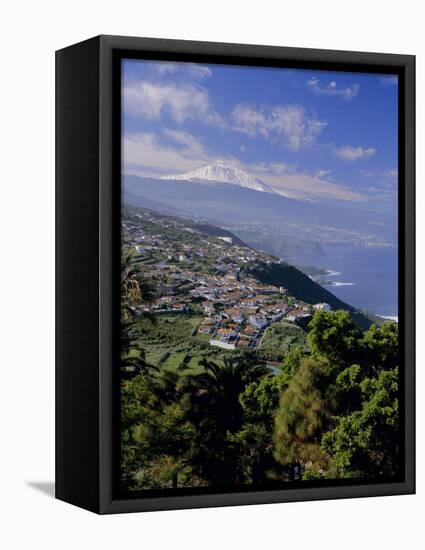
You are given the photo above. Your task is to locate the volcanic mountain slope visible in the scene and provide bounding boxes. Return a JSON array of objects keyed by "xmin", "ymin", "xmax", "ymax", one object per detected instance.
[
  {"xmin": 124, "ymin": 161, "xmax": 396, "ymax": 252},
  {"xmin": 160, "ymin": 160, "xmax": 276, "ymax": 194}
]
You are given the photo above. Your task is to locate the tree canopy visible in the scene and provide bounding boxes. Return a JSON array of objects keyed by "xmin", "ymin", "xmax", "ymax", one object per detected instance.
[{"xmin": 120, "ymin": 303, "xmax": 400, "ymax": 488}]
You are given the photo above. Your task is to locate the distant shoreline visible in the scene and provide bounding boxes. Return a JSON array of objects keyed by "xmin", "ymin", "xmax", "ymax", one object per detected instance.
[{"xmin": 378, "ymin": 315, "xmax": 398, "ymax": 323}]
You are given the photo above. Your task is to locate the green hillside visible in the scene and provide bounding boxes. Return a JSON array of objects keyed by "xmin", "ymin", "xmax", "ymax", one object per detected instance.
[{"xmin": 245, "ymin": 261, "xmax": 375, "ymax": 330}]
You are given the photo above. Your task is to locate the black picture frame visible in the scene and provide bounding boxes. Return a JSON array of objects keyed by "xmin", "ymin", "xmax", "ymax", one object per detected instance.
[{"xmin": 56, "ymin": 35, "xmax": 415, "ymax": 514}]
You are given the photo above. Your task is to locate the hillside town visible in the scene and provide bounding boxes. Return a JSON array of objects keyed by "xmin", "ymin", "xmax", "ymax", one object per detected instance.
[{"xmin": 123, "ymin": 207, "xmax": 332, "ymax": 353}]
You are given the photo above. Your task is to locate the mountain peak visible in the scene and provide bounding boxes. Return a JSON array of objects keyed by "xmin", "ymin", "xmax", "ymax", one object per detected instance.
[{"xmin": 160, "ymin": 162, "xmax": 274, "ymax": 194}]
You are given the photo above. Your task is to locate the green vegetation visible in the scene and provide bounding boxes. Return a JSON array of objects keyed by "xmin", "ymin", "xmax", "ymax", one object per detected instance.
[
  {"xmin": 260, "ymin": 321, "xmax": 309, "ymax": 356},
  {"xmin": 120, "ymin": 208, "xmax": 400, "ymax": 490},
  {"xmin": 128, "ymin": 314, "xmax": 231, "ymax": 372},
  {"xmin": 246, "ymin": 260, "xmax": 375, "ymax": 330},
  {"xmin": 274, "ymin": 357, "xmax": 334, "ymax": 478},
  {"xmin": 122, "ymin": 309, "xmax": 399, "ymax": 489},
  {"xmin": 273, "ymin": 311, "xmax": 400, "ymax": 480}
]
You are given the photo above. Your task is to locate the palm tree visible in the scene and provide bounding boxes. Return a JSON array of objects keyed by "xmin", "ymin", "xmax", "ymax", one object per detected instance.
[
  {"xmin": 121, "ymin": 248, "xmax": 156, "ymax": 322},
  {"xmin": 183, "ymin": 356, "xmax": 270, "ymax": 485},
  {"xmin": 121, "ymin": 248, "xmax": 156, "ymax": 377}
]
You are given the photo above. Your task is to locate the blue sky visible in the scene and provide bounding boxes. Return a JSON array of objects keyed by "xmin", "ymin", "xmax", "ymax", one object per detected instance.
[{"xmin": 122, "ymin": 59, "xmax": 398, "ymax": 206}]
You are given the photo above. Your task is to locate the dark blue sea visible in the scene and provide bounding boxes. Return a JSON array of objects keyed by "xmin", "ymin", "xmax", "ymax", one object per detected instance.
[{"xmin": 289, "ymin": 245, "xmax": 398, "ymax": 318}]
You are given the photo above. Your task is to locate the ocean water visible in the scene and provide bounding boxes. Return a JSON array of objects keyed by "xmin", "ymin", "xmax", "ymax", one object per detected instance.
[{"xmin": 289, "ymin": 245, "xmax": 398, "ymax": 318}]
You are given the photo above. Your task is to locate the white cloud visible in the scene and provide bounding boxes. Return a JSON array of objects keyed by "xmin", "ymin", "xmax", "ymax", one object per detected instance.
[
  {"xmin": 188, "ymin": 64, "xmax": 212, "ymax": 79},
  {"xmin": 307, "ymin": 77, "xmax": 360, "ymax": 100},
  {"xmin": 314, "ymin": 169, "xmax": 332, "ymax": 179},
  {"xmin": 361, "ymin": 168, "xmax": 398, "ymax": 180},
  {"xmin": 231, "ymin": 105, "xmax": 265, "ymax": 137},
  {"xmin": 151, "ymin": 61, "xmax": 212, "ymax": 79},
  {"xmin": 123, "ymin": 131, "xmax": 365, "ymax": 202},
  {"xmin": 123, "ymin": 81, "xmax": 223, "ymax": 126},
  {"xmin": 250, "ymin": 161, "xmax": 296, "ymax": 176},
  {"xmin": 162, "ymin": 128, "xmax": 205, "ymax": 156},
  {"xmin": 154, "ymin": 62, "xmax": 179, "ymax": 75},
  {"xmin": 334, "ymin": 145, "xmax": 376, "ymax": 161},
  {"xmin": 123, "ymin": 132, "xmax": 212, "ymax": 177},
  {"xmin": 360, "ymin": 168, "xmax": 398, "ymax": 194},
  {"xmin": 231, "ymin": 104, "xmax": 327, "ymax": 151},
  {"xmin": 380, "ymin": 75, "xmax": 398, "ymax": 87},
  {"xmin": 248, "ymin": 163, "xmax": 365, "ymax": 202}
]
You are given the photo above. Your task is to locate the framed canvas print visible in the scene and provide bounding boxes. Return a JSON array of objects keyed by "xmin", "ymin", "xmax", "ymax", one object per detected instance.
[{"xmin": 56, "ymin": 35, "xmax": 415, "ymax": 514}]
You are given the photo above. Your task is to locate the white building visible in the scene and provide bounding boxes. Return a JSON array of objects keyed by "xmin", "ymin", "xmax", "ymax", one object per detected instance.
[
  {"xmin": 203, "ymin": 304, "xmax": 216, "ymax": 316},
  {"xmin": 218, "ymin": 236, "xmax": 233, "ymax": 244},
  {"xmin": 313, "ymin": 303, "xmax": 332, "ymax": 312},
  {"xmin": 249, "ymin": 315, "xmax": 268, "ymax": 330},
  {"xmin": 209, "ymin": 339, "xmax": 236, "ymax": 350}
]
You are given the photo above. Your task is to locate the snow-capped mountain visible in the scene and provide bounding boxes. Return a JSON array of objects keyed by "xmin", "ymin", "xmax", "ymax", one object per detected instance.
[{"xmin": 160, "ymin": 160, "xmax": 275, "ymax": 194}]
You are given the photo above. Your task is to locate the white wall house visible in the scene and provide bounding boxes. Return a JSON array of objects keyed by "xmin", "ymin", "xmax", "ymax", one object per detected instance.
[
  {"xmin": 249, "ymin": 315, "xmax": 268, "ymax": 330},
  {"xmin": 313, "ymin": 303, "xmax": 332, "ymax": 312}
]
